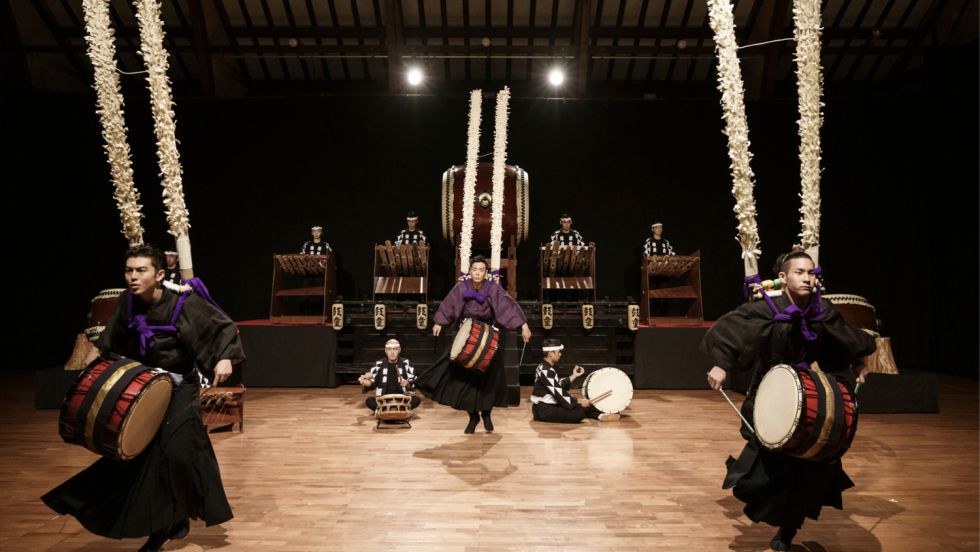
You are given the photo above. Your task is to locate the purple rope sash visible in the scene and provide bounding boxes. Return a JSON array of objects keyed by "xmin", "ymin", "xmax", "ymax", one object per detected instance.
[
  {"xmin": 743, "ymin": 274, "xmax": 763, "ymax": 302},
  {"xmin": 759, "ymin": 287, "xmax": 824, "ymax": 341},
  {"xmin": 127, "ymin": 278, "xmax": 228, "ymax": 354},
  {"xmin": 461, "ymin": 279, "xmax": 489, "ymax": 303}
]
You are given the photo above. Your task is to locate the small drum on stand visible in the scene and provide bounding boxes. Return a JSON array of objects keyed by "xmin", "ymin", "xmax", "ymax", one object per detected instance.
[
  {"xmin": 824, "ymin": 294, "xmax": 878, "ymax": 336},
  {"xmin": 59, "ymin": 356, "xmax": 173, "ymax": 460},
  {"xmin": 375, "ymin": 394, "xmax": 414, "ymax": 429},
  {"xmin": 582, "ymin": 367, "xmax": 633, "ymax": 414},
  {"xmin": 84, "ymin": 289, "xmax": 125, "ymax": 343},
  {"xmin": 753, "ymin": 364, "xmax": 858, "ymax": 463},
  {"xmin": 450, "ymin": 318, "xmax": 500, "ymax": 372}
]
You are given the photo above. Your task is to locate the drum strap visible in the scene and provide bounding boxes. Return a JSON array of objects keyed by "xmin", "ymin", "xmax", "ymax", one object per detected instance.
[
  {"xmin": 72, "ymin": 358, "xmax": 136, "ymax": 447},
  {"xmin": 760, "ymin": 288, "xmax": 824, "ymax": 341},
  {"xmin": 464, "ymin": 321, "xmax": 491, "ymax": 369},
  {"xmin": 90, "ymin": 364, "xmax": 154, "ymax": 456}
]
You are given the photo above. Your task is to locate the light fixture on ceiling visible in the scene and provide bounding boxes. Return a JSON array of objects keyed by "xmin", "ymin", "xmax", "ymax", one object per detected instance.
[
  {"xmin": 408, "ymin": 69, "xmax": 422, "ymax": 85},
  {"xmin": 549, "ymin": 69, "xmax": 564, "ymax": 85}
]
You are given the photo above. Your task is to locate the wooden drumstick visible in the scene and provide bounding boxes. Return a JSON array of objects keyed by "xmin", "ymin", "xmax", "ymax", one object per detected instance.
[
  {"xmin": 589, "ymin": 390, "xmax": 613, "ymax": 403},
  {"xmin": 707, "ymin": 372, "xmax": 755, "ymax": 434}
]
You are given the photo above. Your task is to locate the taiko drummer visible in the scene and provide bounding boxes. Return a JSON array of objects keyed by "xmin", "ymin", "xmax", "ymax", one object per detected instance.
[
  {"xmin": 414, "ymin": 254, "xmax": 531, "ymax": 434},
  {"xmin": 529, "ymin": 338, "xmax": 621, "ymax": 423},
  {"xmin": 359, "ymin": 339, "xmax": 421, "ymax": 411},
  {"xmin": 43, "ymin": 244, "xmax": 244, "ymax": 552},
  {"xmin": 701, "ymin": 251, "xmax": 875, "ymax": 552}
]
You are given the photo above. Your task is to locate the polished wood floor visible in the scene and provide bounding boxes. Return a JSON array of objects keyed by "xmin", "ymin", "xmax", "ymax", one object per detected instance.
[{"xmin": 2, "ymin": 370, "xmax": 977, "ymax": 552}]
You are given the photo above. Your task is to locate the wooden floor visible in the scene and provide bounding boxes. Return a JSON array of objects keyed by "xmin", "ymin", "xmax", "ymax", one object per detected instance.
[{"xmin": 2, "ymin": 370, "xmax": 977, "ymax": 552}]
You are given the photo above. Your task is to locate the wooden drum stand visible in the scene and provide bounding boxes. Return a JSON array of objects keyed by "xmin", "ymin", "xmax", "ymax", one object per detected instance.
[
  {"xmin": 269, "ymin": 253, "xmax": 337, "ymax": 324},
  {"xmin": 640, "ymin": 250, "xmax": 704, "ymax": 326}
]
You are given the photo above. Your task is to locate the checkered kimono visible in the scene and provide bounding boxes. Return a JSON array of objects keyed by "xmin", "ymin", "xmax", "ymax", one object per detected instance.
[
  {"xmin": 643, "ymin": 237, "xmax": 674, "ymax": 256},
  {"xmin": 301, "ymin": 241, "xmax": 332, "ymax": 255},
  {"xmin": 530, "ymin": 361, "xmax": 577, "ymax": 408},
  {"xmin": 367, "ymin": 358, "xmax": 417, "ymax": 396},
  {"xmin": 550, "ymin": 229, "xmax": 585, "ymax": 247},
  {"xmin": 164, "ymin": 268, "xmax": 181, "ymax": 286},
  {"xmin": 396, "ymin": 228, "xmax": 426, "ymax": 244}
]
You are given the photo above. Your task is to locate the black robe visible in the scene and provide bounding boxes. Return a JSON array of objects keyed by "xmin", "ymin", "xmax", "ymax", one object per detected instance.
[
  {"xmin": 43, "ymin": 287, "xmax": 245, "ymax": 539},
  {"xmin": 701, "ymin": 292, "xmax": 876, "ymax": 529}
]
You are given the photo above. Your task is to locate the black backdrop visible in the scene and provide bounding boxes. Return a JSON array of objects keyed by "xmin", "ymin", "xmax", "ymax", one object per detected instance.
[{"xmin": 7, "ymin": 44, "xmax": 977, "ymax": 378}]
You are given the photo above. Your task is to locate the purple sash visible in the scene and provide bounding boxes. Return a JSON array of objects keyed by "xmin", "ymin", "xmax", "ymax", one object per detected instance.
[{"xmin": 127, "ymin": 278, "xmax": 228, "ymax": 354}]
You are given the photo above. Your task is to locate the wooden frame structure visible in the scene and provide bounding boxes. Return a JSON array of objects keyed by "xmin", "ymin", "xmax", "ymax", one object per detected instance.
[
  {"xmin": 454, "ymin": 234, "xmax": 518, "ymax": 299},
  {"xmin": 373, "ymin": 241, "xmax": 430, "ymax": 301},
  {"xmin": 538, "ymin": 241, "xmax": 597, "ymax": 302},
  {"xmin": 200, "ymin": 384, "xmax": 246, "ymax": 433},
  {"xmin": 269, "ymin": 253, "xmax": 337, "ymax": 324},
  {"xmin": 640, "ymin": 250, "xmax": 704, "ymax": 326}
]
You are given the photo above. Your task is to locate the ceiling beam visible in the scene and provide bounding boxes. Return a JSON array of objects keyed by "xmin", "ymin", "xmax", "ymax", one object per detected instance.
[
  {"xmin": 383, "ymin": 0, "xmax": 403, "ymax": 92},
  {"xmin": 576, "ymin": 0, "xmax": 591, "ymax": 96},
  {"xmin": 27, "ymin": 0, "xmax": 91, "ymax": 83},
  {"xmin": 761, "ymin": 0, "xmax": 791, "ymax": 97},
  {"xmin": 187, "ymin": 0, "xmax": 214, "ymax": 97},
  {"xmin": 0, "ymin": 0, "xmax": 32, "ymax": 89}
]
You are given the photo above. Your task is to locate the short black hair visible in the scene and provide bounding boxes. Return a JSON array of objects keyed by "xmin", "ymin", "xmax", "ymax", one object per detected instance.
[
  {"xmin": 407, "ymin": 211, "xmax": 417, "ymax": 218},
  {"xmin": 560, "ymin": 213, "xmax": 571, "ymax": 219},
  {"xmin": 470, "ymin": 254, "xmax": 488, "ymax": 269},
  {"xmin": 773, "ymin": 251, "xmax": 814, "ymax": 275},
  {"xmin": 126, "ymin": 243, "xmax": 167, "ymax": 273},
  {"xmin": 542, "ymin": 338, "xmax": 561, "ymax": 349}
]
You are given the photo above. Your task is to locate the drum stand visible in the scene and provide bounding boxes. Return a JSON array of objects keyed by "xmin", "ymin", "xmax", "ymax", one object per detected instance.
[{"xmin": 376, "ymin": 417, "xmax": 412, "ymax": 430}]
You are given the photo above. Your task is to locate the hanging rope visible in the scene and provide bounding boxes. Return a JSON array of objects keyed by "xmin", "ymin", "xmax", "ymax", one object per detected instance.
[
  {"xmin": 459, "ymin": 89, "xmax": 482, "ymax": 276},
  {"xmin": 794, "ymin": 0, "xmax": 824, "ymax": 267},
  {"xmin": 489, "ymin": 86, "xmax": 510, "ymax": 278}
]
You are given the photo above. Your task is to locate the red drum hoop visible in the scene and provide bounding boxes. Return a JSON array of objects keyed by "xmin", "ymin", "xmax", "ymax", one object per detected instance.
[
  {"xmin": 449, "ymin": 319, "xmax": 500, "ymax": 373},
  {"xmin": 754, "ymin": 364, "xmax": 858, "ymax": 463},
  {"xmin": 59, "ymin": 356, "xmax": 173, "ymax": 461}
]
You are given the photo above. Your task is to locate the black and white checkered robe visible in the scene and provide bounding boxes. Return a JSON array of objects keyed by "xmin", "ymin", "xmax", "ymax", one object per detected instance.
[
  {"xmin": 367, "ymin": 358, "xmax": 417, "ymax": 396},
  {"xmin": 396, "ymin": 228, "xmax": 426, "ymax": 244},
  {"xmin": 550, "ymin": 229, "xmax": 585, "ymax": 247},
  {"xmin": 530, "ymin": 361, "xmax": 577, "ymax": 408},
  {"xmin": 643, "ymin": 237, "xmax": 675, "ymax": 257},
  {"xmin": 164, "ymin": 268, "xmax": 181, "ymax": 286},
  {"xmin": 301, "ymin": 241, "xmax": 332, "ymax": 255}
]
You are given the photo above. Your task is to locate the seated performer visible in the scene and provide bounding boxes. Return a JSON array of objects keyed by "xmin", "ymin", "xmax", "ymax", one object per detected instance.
[
  {"xmin": 702, "ymin": 251, "xmax": 874, "ymax": 552},
  {"xmin": 396, "ymin": 211, "xmax": 426, "ymax": 244},
  {"xmin": 300, "ymin": 226, "xmax": 330, "ymax": 314},
  {"xmin": 164, "ymin": 250, "xmax": 180, "ymax": 285},
  {"xmin": 644, "ymin": 221, "xmax": 675, "ymax": 316},
  {"xmin": 415, "ymin": 254, "xmax": 531, "ymax": 434},
  {"xmin": 550, "ymin": 214, "xmax": 585, "ymax": 246},
  {"xmin": 530, "ymin": 338, "xmax": 620, "ymax": 423},
  {"xmin": 359, "ymin": 339, "xmax": 421, "ymax": 411},
  {"xmin": 43, "ymin": 244, "xmax": 243, "ymax": 552}
]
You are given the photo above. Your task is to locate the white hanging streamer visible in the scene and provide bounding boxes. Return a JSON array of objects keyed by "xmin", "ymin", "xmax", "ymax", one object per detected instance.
[
  {"xmin": 134, "ymin": 0, "xmax": 193, "ymax": 276},
  {"xmin": 459, "ymin": 89, "xmax": 482, "ymax": 276},
  {"xmin": 82, "ymin": 0, "xmax": 144, "ymax": 246},
  {"xmin": 708, "ymin": 0, "xmax": 762, "ymax": 277},
  {"xmin": 489, "ymin": 86, "xmax": 510, "ymax": 274},
  {"xmin": 794, "ymin": 0, "xmax": 823, "ymax": 267}
]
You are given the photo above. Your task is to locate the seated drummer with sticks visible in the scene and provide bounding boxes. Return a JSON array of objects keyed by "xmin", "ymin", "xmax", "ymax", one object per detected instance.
[
  {"xmin": 359, "ymin": 339, "xmax": 421, "ymax": 411},
  {"xmin": 550, "ymin": 214, "xmax": 585, "ymax": 246},
  {"xmin": 530, "ymin": 338, "xmax": 620, "ymax": 423},
  {"xmin": 164, "ymin": 250, "xmax": 180, "ymax": 285},
  {"xmin": 396, "ymin": 211, "xmax": 426, "ymax": 244}
]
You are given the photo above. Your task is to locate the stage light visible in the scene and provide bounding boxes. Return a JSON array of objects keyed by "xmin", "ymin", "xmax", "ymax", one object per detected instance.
[
  {"xmin": 677, "ymin": 39, "xmax": 688, "ymax": 50},
  {"xmin": 408, "ymin": 69, "xmax": 422, "ymax": 85},
  {"xmin": 549, "ymin": 70, "xmax": 564, "ymax": 85}
]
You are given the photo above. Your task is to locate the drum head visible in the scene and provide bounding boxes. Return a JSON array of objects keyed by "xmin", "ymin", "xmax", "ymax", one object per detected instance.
[
  {"xmin": 753, "ymin": 365, "xmax": 803, "ymax": 450},
  {"xmin": 117, "ymin": 377, "xmax": 173, "ymax": 460},
  {"xmin": 583, "ymin": 368, "xmax": 633, "ymax": 414},
  {"xmin": 450, "ymin": 319, "xmax": 474, "ymax": 358}
]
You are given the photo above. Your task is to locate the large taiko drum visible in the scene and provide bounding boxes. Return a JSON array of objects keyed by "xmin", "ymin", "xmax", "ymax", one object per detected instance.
[
  {"xmin": 582, "ymin": 367, "xmax": 633, "ymax": 414},
  {"xmin": 84, "ymin": 289, "xmax": 125, "ymax": 342},
  {"xmin": 376, "ymin": 394, "xmax": 414, "ymax": 421},
  {"xmin": 59, "ymin": 356, "xmax": 173, "ymax": 460},
  {"xmin": 824, "ymin": 294, "xmax": 878, "ymax": 336},
  {"xmin": 450, "ymin": 318, "xmax": 500, "ymax": 372},
  {"xmin": 441, "ymin": 163, "xmax": 530, "ymax": 248},
  {"xmin": 753, "ymin": 364, "xmax": 858, "ymax": 463}
]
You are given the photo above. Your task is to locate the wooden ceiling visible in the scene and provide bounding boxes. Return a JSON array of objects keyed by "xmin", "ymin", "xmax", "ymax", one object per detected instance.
[{"xmin": 5, "ymin": 0, "xmax": 978, "ymax": 98}]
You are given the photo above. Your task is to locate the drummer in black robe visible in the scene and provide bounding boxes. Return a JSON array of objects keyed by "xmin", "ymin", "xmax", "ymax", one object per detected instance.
[
  {"xmin": 43, "ymin": 244, "xmax": 243, "ymax": 552},
  {"xmin": 414, "ymin": 254, "xmax": 531, "ymax": 434},
  {"xmin": 701, "ymin": 251, "xmax": 875, "ymax": 551}
]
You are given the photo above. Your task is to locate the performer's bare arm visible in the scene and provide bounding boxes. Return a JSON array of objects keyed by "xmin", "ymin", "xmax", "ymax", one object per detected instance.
[
  {"xmin": 214, "ymin": 359, "xmax": 233, "ymax": 384},
  {"xmin": 568, "ymin": 366, "xmax": 591, "ymax": 407}
]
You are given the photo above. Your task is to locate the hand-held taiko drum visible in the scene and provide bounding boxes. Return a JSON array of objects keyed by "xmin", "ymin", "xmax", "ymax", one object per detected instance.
[
  {"xmin": 582, "ymin": 367, "xmax": 634, "ymax": 414},
  {"xmin": 376, "ymin": 394, "xmax": 414, "ymax": 421},
  {"xmin": 84, "ymin": 289, "xmax": 126, "ymax": 343},
  {"xmin": 753, "ymin": 364, "xmax": 858, "ymax": 463},
  {"xmin": 59, "ymin": 356, "xmax": 174, "ymax": 460},
  {"xmin": 450, "ymin": 318, "xmax": 500, "ymax": 372}
]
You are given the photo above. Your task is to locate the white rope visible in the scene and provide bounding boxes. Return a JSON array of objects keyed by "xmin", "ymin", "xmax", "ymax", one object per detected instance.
[
  {"xmin": 794, "ymin": 0, "xmax": 824, "ymax": 267},
  {"xmin": 708, "ymin": 0, "xmax": 761, "ymax": 277},
  {"xmin": 459, "ymin": 89, "xmax": 482, "ymax": 275},
  {"xmin": 81, "ymin": 0, "xmax": 144, "ymax": 246},
  {"xmin": 738, "ymin": 37, "xmax": 797, "ymax": 49},
  {"xmin": 489, "ymin": 86, "xmax": 510, "ymax": 274}
]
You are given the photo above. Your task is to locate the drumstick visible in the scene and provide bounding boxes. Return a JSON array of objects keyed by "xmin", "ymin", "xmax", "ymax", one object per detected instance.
[
  {"xmin": 855, "ymin": 382, "xmax": 861, "ymax": 393},
  {"xmin": 589, "ymin": 389, "xmax": 613, "ymax": 403},
  {"xmin": 707, "ymin": 372, "xmax": 755, "ymax": 434}
]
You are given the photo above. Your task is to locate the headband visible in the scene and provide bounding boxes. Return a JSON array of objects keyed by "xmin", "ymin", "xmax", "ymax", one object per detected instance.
[
  {"xmin": 385, "ymin": 341, "xmax": 401, "ymax": 349},
  {"xmin": 651, "ymin": 223, "xmax": 663, "ymax": 228},
  {"xmin": 542, "ymin": 344, "xmax": 564, "ymax": 352},
  {"xmin": 560, "ymin": 217, "xmax": 571, "ymax": 222},
  {"xmin": 165, "ymin": 250, "xmax": 177, "ymax": 255},
  {"xmin": 406, "ymin": 217, "xmax": 418, "ymax": 221},
  {"xmin": 312, "ymin": 226, "xmax": 323, "ymax": 230}
]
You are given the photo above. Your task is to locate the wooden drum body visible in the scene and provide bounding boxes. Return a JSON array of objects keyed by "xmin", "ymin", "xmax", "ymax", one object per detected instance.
[
  {"xmin": 85, "ymin": 289, "xmax": 125, "ymax": 343},
  {"xmin": 441, "ymin": 163, "xmax": 530, "ymax": 248},
  {"xmin": 376, "ymin": 394, "xmax": 414, "ymax": 421},
  {"xmin": 824, "ymin": 294, "xmax": 878, "ymax": 335},
  {"xmin": 59, "ymin": 357, "xmax": 173, "ymax": 460},
  {"xmin": 450, "ymin": 318, "xmax": 500, "ymax": 372},
  {"xmin": 582, "ymin": 367, "xmax": 633, "ymax": 414},
  {"xmin": 753, "ymin": 364, "xmax": 858, "ymax": 463}
]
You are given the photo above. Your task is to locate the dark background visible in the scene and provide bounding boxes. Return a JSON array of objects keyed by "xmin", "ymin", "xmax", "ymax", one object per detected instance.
[{"xmin": 6, "ymin": 44, "xmax": 976, "ymax": 379}]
